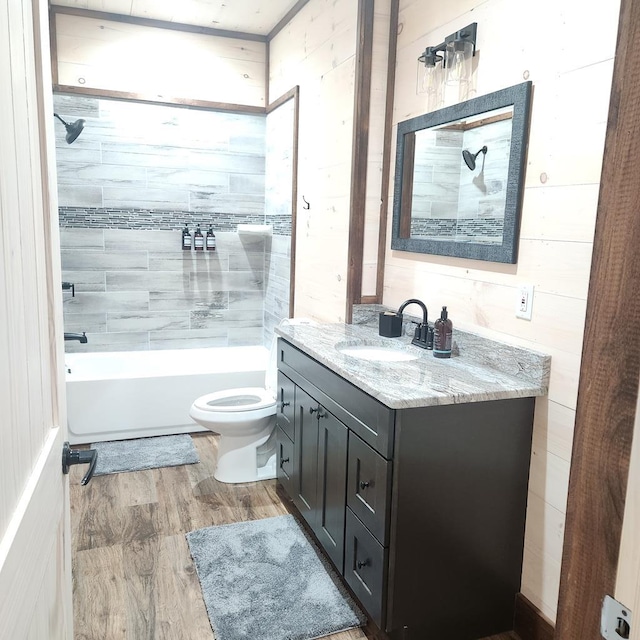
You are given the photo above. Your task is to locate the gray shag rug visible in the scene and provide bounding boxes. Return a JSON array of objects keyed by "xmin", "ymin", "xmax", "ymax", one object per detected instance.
[
  {"xmin": 186, "ymin": 514, "xmax": 365, "ymax": 640},
  {"xmin": 91, "ymin": 434, "xmax": 199, "ymax": 476}
]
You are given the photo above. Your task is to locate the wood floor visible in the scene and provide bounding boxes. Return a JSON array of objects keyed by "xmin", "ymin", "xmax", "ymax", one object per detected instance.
[{"xmin": 70, "ymin": 432, "xmax": 519, "ymax": 640}]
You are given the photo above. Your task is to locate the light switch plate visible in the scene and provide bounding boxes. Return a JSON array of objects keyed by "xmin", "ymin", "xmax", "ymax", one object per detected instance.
[
  {"xmin": 515, "ymin": 284, "xmax": 534, "ymax": 320},
  {"xmin": 601, "ymin": 594, "xmax": 632, "ymax": 639}
]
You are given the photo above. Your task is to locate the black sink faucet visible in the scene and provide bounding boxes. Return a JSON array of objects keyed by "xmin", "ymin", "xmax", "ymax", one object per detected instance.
[
  {"xmin": 397, "ymin": 299, "xmax": 431, "ymax": 349},
  {"xmin": 64, "ymin": 332, "xmax": 88, "ymax": 343}
]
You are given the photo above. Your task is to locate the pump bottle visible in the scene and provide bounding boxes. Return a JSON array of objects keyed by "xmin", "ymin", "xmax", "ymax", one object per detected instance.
[
  {"xmin": 182, "ymin": 225, "xmax": 192, "ymax": 250},
  {"xmin": 194, "ymin": 224, "xmax": 204, "ymax": 251},
  {"xmin": 433, "ymin": 306, "xmax": 453, "ymax": 358},
  {"xmin": 206, "ymin": 226, "xmax": 216, "ymax": 251}
]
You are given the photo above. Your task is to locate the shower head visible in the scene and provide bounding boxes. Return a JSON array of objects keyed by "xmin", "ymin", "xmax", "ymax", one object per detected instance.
[
  {"xmin": 462, "ymin": 145, "xmax": 488, "ymax": 171},
  {"xmin": 54, "ymin": 113, "xmax": 85, "ymax": 144}
]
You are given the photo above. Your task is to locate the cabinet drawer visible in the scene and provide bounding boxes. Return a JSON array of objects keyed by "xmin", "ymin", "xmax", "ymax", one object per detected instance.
[
  {"xmin": 276, "ymin": 427, "xmax": 294, "ymax": 496},
  {"xmin": 344, "ymin": 509, "xmax": 387, "ymax": 629},
  {"xmin": 276, "ymin": 372, "xmax": 295, "ymax": 442},
  {"xmin": 347, "ymin": 432, "xmax": 392, "ymax": 546},
  {"xmin": 278, "ymin": 339, "xmax": 395, "ymax": 458}
]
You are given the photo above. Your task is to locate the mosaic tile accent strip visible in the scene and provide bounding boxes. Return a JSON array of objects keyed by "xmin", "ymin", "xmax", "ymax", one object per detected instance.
[
  {"xmin": 59, "ymin": 207, "xmax": 291, "ymax": 235},
  {"xmin": 409, "ymin": 217, "xmax": 504, "ymax": 240}
]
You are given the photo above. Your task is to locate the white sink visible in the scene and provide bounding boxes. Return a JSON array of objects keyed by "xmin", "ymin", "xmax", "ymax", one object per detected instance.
[{"xmin": 337, "ymin": 345, "xmax": 419, "ymax": 362}]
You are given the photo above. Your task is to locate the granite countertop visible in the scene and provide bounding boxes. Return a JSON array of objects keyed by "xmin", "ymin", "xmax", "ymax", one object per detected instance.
[{"xmin": 275, "ymin": 322, "xmax": 551, "ymax": 410}]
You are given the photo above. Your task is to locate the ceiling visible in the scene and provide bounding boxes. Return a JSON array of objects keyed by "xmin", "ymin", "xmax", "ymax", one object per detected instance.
[{"xmin": 51, "ymin": 0, "xmax": 301, "ymax": 36}]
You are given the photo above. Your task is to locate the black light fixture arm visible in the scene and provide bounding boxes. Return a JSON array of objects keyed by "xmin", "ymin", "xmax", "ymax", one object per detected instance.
[{"xmin": 418, "ymin": 22, "xmax": 478, "ymax": 68}]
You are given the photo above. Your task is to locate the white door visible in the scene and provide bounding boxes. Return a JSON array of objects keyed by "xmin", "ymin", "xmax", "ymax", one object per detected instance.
[
  {"xmin": 616, "ymin": 377, "xmax": 640, "ymax": 639},
  {"xmin": 0, "ymin": 0, "xmax": 73, "ymax": 637}
]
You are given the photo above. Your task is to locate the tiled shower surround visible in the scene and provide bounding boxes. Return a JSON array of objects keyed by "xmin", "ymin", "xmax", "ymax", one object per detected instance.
[
  {"xmin": 55, "ymin": 94, "xmax": 292, "ymax": 352},
  {"xmin": 61, "ymin": 228, "xmax": 290, "ymax": 352}
]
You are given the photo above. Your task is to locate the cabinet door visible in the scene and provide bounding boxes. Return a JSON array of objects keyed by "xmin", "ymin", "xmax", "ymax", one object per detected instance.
[
  {"xmin": 292, "ymin": 387, "xmax": 319, "ymax": 527},
  {"xmin": 276, "ymin": 371, "xmax": 295, "ymax": 442},
  {"xmin": 315, "ymin": 408, "xmax": 348, "ymax": 573},
  {"xmin": 276, "ymin": 427, "xmax": 295, "ymax": 496}
]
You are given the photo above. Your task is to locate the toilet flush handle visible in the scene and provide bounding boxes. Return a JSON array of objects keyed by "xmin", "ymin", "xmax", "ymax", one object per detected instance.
[{"xmin": 62, "ymin": 442, "xmax": 98, "ymax": 485}]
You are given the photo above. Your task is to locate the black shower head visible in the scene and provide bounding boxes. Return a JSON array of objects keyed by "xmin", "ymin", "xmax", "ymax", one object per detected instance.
[
  {"xmin": 462, "ymin": 145, "xmax": 488, "ymax": 171},
  {"xmin": 54, "ymin": 113, "xmax": 85, "ymax": 144}
]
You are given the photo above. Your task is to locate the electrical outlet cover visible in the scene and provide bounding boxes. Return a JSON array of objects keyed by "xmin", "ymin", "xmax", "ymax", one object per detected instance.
[{"xmin": 515, "ymin": 284, "xmax": 534, "ymax": 320}]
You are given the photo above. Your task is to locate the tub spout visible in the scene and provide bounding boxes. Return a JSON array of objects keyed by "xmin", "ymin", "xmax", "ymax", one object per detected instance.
[{"xmin": 64, "ymin": 332, "xmax": 88, "ymax": 343}]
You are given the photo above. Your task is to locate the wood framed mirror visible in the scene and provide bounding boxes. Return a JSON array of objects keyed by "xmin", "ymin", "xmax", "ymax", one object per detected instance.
[{"xmin": 391, "ymin": 81, "xmax": 532, "ymax": 263}]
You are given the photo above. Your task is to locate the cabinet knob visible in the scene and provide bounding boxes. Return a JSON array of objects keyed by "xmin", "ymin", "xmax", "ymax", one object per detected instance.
[
  {"xmin": 280, "ymin": 401, "xmax": 290, "ymax": 408},
  {"xmin": 357, "ymin": 559, "xmax": 370, "ymax": 570},
  {"xmin": 280, "ymin": 457, "xmax": 289, "ymax": 468},
  {"xmin": 309, "ymin": 406, "xmax": 319, "ymax": 414},
  {"xmin": 359, "ymin": 480, "xmax": 370, "ymax": 490}
]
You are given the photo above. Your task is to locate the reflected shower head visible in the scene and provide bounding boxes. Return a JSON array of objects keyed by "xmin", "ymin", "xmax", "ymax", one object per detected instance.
[
  {"xmin": 462, "ymin": 145, "xmax": 488, "ymax": 171},
  {"xmin": 54, "ymin": 113, "xmax": 85, "ymax": 144}
]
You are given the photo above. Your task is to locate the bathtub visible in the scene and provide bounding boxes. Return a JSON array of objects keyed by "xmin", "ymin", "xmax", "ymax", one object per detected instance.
[{"xmin": 65, "ymin": 346, "xmax": 268, "ymax": 444}]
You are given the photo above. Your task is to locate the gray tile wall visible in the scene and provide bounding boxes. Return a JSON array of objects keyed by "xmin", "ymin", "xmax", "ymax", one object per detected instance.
[
  {"xmin": 61, "ymin": 229, "xmax": 265, "ymax": 352},
  {"xmin": 55, "ymin": 94, "xmax": 292, "ymax": 353},
  {"xmin": 53, "ymin": 95, "xmax": 266, "ymax": 215}
]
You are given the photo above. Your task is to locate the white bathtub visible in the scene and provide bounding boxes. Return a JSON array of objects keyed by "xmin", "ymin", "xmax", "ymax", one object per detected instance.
[{"xmin": 65, "ymin": 346, "xmax": 268, "ymax": 444}]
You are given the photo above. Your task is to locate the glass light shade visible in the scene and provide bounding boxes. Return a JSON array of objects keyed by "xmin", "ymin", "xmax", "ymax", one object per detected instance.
[
  {"xmin": 445, "ymin": 39, "xmax": 474, "ymax": 85},
  {"xmin": 416, "ymin": 61, "xmax": 443, "ymax": 111}
]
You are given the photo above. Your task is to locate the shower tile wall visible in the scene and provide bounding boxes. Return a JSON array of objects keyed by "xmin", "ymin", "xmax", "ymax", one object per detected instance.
[
  {"xmin": 61, "ymin": 228, "xmax": 266, "ymax": 352},
  {"xmin": 54, "ymin": 94, "xmax": 290, "ymax": 353},
  {"xmin": 263, "ymin": 99, "xmax": 294, "ymax": 345}
]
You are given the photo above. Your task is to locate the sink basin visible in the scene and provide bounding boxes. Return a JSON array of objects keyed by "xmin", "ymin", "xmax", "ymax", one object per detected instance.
[{"xmin": 337, "ymin": 345, "xmax": 419, "ymax": 362}]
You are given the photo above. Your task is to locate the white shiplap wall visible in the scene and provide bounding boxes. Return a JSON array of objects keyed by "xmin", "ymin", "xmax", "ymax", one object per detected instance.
[
  {"xmin": 55, "ymin": 13, "xmax": 267, "ymax": 107},
  {"xmin": 385, "ymin": 0, "xmax": 621, "ymax": 621},
  {"xmin": 269, "ymin": 0, "xmax": 359, "ymax": 322}
]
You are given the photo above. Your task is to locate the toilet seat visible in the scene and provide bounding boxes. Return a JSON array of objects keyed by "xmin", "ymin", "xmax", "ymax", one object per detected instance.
[{"xmin": 192, "ymin": 387, "xmax": 276, "ymax": 413}]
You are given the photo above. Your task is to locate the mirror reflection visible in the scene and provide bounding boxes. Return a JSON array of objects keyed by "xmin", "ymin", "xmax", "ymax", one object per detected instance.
[
  {"xmin": 405, "ymin": 106, "xmax": 513, "ymax": 245},
  {"xmin": 392, "ymin": 81, "xmax": 532, "ymax": 264}
]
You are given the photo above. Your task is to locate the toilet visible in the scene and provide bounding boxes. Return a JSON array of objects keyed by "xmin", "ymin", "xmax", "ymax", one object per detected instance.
[{"xmin": 188, "ymin": 328, "xmax": 284, "ymax": 484}]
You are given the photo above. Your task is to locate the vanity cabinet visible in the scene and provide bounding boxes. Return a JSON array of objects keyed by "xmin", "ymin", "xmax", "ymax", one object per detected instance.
[{"xmin": 275, "ymin": 338, "xmax": 536, "ymax": 640}]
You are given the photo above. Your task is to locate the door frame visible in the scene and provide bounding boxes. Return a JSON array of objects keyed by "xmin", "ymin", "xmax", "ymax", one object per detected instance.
[{"xmin": 555, "ymin": 0, "xmax": 640, "ymax": 635}]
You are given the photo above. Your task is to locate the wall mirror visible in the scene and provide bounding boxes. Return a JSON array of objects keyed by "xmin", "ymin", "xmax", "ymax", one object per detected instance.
[{"xmin": 391, "ymin": 81, "xmax": 532, "ymax": 263}]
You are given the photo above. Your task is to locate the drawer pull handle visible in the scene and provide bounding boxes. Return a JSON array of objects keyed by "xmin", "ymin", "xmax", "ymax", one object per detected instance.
[
  {"xmin": 280, "ymin": 457, "xmax": 290, "ymax": 468},
  {"xmin": 357, "ymin": 559, "xmax": 370, "ymax": 570},
  {"xmin": 359, "ymin": 481, "xmax": 370, "ymax": 490}
]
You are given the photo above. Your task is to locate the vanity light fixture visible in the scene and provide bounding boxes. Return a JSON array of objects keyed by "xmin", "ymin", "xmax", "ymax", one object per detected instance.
[{"xmin": 417, "ymin": 23, "xmax": 478, "ymax": 104}]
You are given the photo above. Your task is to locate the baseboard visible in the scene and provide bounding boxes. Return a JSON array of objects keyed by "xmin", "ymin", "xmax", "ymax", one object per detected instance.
[{"xmin": 514, "ymin": 594, "xmax": 555, "ymax": 640}]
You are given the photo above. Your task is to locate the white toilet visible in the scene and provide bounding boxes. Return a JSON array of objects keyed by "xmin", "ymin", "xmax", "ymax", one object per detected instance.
[{"xmin": 189, "ymin": 334, "xmax": 280, "ymax": 484}]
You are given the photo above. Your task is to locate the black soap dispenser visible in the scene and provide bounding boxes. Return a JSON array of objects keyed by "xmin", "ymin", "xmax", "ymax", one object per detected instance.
[
  {"xmin": 206, "ymin": 226, "xmax": 216, "ymax": 251},
  {"xmin": 182, "ymin": 225, "xmax": 192, "ymax": 250},
  {"xmin": 194, "ymin": 224, "xmax": 204, "ymax": 251},
  {"xmin": 433, "ymin": 306, "xmax": 453, "ymax": 358}
]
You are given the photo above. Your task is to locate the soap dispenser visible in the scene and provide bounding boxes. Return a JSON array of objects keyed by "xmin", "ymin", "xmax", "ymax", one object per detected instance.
[
  {"xmin": 433, "ymin": 306, "xmax": 452, "ymax": 358},
  {"xmin": 182, "ymin": 225, "xmax": 192, "ymax": 250},
  {"xmin": 194, "ymin": 224, "xmax": 204, "ymax": 251},
  {"xmin": 206, "ymin": 226, "xmax": 216, "ymax": 251}
]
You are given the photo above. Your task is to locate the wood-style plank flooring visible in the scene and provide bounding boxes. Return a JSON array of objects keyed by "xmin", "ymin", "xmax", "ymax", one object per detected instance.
[{"xmin": 70, "ymin": 433, "xmax": 519, "ymax": 640}]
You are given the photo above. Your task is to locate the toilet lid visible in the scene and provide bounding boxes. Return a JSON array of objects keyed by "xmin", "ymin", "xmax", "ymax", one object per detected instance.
[{"xmin": 193, "ymin": 387, "xmax": 276, "ymax": 413}]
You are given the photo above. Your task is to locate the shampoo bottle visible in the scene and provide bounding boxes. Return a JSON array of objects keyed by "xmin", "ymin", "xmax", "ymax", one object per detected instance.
[
  {"xmin": 206, "ymin": 226, "xmax": 216, "ymax": 251},
  {"xmin": 194, "ymin": 224, "xmax": 204, "ymax": 251},
  {"xmin": 182, "ymin": 225, "xmax": 192, "ymax": 250},
  {"xmin": 433, "ymin": 306, "xmax": 452, "ymax": 358}
]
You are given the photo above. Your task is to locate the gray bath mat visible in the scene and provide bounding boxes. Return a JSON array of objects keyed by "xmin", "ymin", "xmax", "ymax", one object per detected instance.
[
  {"xmin": 91, "ymin": 434, "xmax": 199, "ymax": 476},
  {"xmin": 186, "ymin": 514, "xmax": 365, "ymax": 640}
]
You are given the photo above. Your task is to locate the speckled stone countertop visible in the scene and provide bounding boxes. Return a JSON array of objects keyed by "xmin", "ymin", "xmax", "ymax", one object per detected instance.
[{"xmin": 275, "ymin": 321, "xmax": 550, "ymax": 410}]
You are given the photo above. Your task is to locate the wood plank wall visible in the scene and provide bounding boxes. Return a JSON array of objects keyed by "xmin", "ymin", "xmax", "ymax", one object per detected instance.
[
  {"xmin": 53, "ymin": 10, "xmax": 267, "ymax": 107},
  {"xmin": 269, "ymin": 0, "xmax": 359, "ymax": 322},
  {"xmin": 385, "ymin": 0, "xmax": 621, "ymax": 622}
]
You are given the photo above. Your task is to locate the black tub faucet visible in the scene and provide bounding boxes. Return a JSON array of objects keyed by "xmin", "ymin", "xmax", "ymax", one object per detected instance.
[
  {"xmin": 397, "ymin": 299, "xmax": 431, "ymax": 349},
  {"xmin": 64, "ymin": 332, "xmax": 88, "ymax": 343}
]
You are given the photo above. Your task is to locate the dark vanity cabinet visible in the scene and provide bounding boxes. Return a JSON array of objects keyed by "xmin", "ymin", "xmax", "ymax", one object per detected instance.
[{"xmin": 275, "ymin": 338, "xmax": 536, "ymax": 640}]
